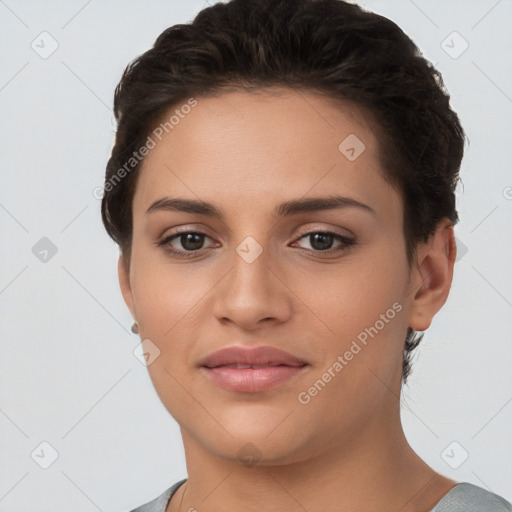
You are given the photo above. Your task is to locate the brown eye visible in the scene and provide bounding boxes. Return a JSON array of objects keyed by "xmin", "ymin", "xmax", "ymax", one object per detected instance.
[
  {"xmin": 307, "ymin": 232, "xmax": 335, "ymax": 251},
  {"xmin": 294, "ymin": 230, "xmax": 356, "ymax": 254},
  {"xmin": 174, "ymin": 232, "xmax": 205, "ymax": 251},
  {"xmin": 157, "ymin": 230, "xmax": 217, "ymax": 258}
]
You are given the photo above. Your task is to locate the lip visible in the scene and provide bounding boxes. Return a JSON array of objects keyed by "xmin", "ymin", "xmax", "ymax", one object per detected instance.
[
  {"xmin": 199, "ymin": 345, "xmax": 307, "ymax": 368},
  {"xmin": 199, "ymin": 345, "xmax": 309, "ymax": 393}
]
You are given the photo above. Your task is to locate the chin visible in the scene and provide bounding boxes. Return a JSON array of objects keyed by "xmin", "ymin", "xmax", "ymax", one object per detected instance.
[{"xmin": 209, "ymin": 434, "xmax": 311, "ymax": 468}]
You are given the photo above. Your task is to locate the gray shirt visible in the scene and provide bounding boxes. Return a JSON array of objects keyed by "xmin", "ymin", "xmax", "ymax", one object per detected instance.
[{"xmin": 129, "ymin": 479, "xmax": 512, "ymax": 512}]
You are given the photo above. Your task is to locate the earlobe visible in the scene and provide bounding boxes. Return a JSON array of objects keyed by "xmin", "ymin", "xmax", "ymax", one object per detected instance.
[
  {"xmin": 408, "ymin": 219, "xmax": 457, "ymax": 331},
  {"xmin": 117, "ymin": 253, "xmax": 136, "ymax": 320}
]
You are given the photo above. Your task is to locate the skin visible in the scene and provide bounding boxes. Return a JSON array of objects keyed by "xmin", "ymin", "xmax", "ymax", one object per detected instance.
[{"xmin": 118, "ymin": 87, "xmax": 458, "ymax": 512}]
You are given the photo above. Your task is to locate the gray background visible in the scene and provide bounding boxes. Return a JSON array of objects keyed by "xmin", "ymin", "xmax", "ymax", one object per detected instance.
[{"xmin": 1, "ymin": 0, "xmax": 511, "ymax": 510}]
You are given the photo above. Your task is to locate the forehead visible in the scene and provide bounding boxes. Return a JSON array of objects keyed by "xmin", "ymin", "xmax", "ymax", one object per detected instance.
[{"xmin": 132, "ymin": 87, "xmax": 400, "ymax": 220}]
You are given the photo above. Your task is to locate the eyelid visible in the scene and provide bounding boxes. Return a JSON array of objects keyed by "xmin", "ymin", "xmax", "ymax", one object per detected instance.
[
  {"xmin": 157, "ymin": 224, "xmax": 356, "ymax": 259},
  {"xmin": 294, "ymin": 222, "xmax": 356, "ymax": 239},
  {"xmin": 160, "ymin": 225, "xmax": 216, "ymax": 241},
  {"xmin": 291, "ymin": 228, "xmax": 356, "ymax": 252},
  {"xmin": 160, "ymin": 223, "xmax": 353, "ymax": 243},
  {"xmin": 155, "ymin": 226, "xmax": 219, "ymax": 256}
]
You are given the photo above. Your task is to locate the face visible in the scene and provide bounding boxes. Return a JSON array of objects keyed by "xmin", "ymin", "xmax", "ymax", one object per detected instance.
[{"xmin": 118, "ymin": 87, "xmax": 445, "ymax": 466}]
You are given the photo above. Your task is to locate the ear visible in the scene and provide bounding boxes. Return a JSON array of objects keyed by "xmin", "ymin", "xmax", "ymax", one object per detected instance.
[
  {"xmin": 118, "ymin": 253, "xmax": 136, "ymax": 320},
  {"xmin": 407, "ymin": 218, "xmax": 457, "ymax": 332}
]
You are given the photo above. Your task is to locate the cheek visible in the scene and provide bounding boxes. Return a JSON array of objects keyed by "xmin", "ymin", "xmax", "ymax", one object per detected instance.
[
  {"xmin": 130, "ymin": 259, "xmax": 211, "ymax": 418},
  {"xmin": 297, "ymin": 252, "xmax": 406, "ymax": 335},
  {"xmin": 131, "ymin": 241, "xmax": 203, "ymax": 320},
  {"xmin": 292, "ymin": 252, "xmax": 408, "ymax": 387}
]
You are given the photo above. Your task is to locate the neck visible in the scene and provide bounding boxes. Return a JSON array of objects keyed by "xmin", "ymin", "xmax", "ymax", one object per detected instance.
[{"xmin": 168, "ymin": 403, "xmax": 456, "ymax": 512}]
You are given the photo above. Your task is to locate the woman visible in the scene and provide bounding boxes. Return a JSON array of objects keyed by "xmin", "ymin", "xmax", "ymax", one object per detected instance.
[{"xmin": 101, "ymin": 0, "xmax": 512, "ymax": 510}]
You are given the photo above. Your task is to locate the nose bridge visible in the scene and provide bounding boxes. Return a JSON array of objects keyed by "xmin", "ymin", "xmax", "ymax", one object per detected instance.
[
  {"xmin": 213, "ymin": 233, "xmax": 292, "ymax": 327},
  {"xmin": 229, "ymin": 234, "xmax": 274, "ymax": 299}
]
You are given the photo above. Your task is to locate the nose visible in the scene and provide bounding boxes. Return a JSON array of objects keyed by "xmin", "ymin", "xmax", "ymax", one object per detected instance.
[{"xmin": 212, "ymin": 242, "xmax": 293, "ymax": 331}]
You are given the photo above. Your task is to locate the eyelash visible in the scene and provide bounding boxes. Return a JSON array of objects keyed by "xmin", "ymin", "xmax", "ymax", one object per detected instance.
[{"xmin": 156, "ymin": 227, "xmax": 356, "ymax": 259}]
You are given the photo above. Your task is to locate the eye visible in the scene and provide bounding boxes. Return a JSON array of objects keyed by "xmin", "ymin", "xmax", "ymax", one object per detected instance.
[
  {"xmin": 292, "ymin": 230, "xmax": 356, "ymax": 254},
  {"xmin": 157, "ymin": 230, "xmax": 217, "ymax": 257},
  {"xmin": 156, "ymin": 228, "xmax": 356, "ymax": 258}
]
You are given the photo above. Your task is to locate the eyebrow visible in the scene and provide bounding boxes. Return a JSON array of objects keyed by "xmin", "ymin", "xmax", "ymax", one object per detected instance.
[{"xmin": 145, "ymin": 195, "xmax": 376, "ymax": 218}]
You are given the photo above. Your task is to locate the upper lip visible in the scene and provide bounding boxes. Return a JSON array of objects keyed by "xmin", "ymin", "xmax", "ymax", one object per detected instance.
[{"xmin": 199, "ymin": 345, "xmax": 307, "ymax": 368}]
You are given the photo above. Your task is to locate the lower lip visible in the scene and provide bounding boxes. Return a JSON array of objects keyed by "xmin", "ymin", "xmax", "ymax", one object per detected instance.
[{"xmin": 201, "ymin": 365, "xmax": 308, "ymax": 393}]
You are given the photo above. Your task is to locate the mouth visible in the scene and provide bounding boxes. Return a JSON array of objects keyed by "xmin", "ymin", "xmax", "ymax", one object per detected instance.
[
  {"xmin": 200, "ymin": 361, "xmax": 309, "ymax": 393},
  {"xmin": 198, "ymin": 344, "xmax": 309, "ymax": 393},
  {"xmin": 204, "ymin": 363, "xmax": 305, "ymax": 369}
]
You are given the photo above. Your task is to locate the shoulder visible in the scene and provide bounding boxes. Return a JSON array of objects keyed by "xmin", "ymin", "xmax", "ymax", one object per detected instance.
[
  {"xmin": 129, "ymin": 478, "xmax": 187, "ymax": 512},
  {"xmin": 432, "ymin": 482, "xmax": 512, "ymax": 512}
]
